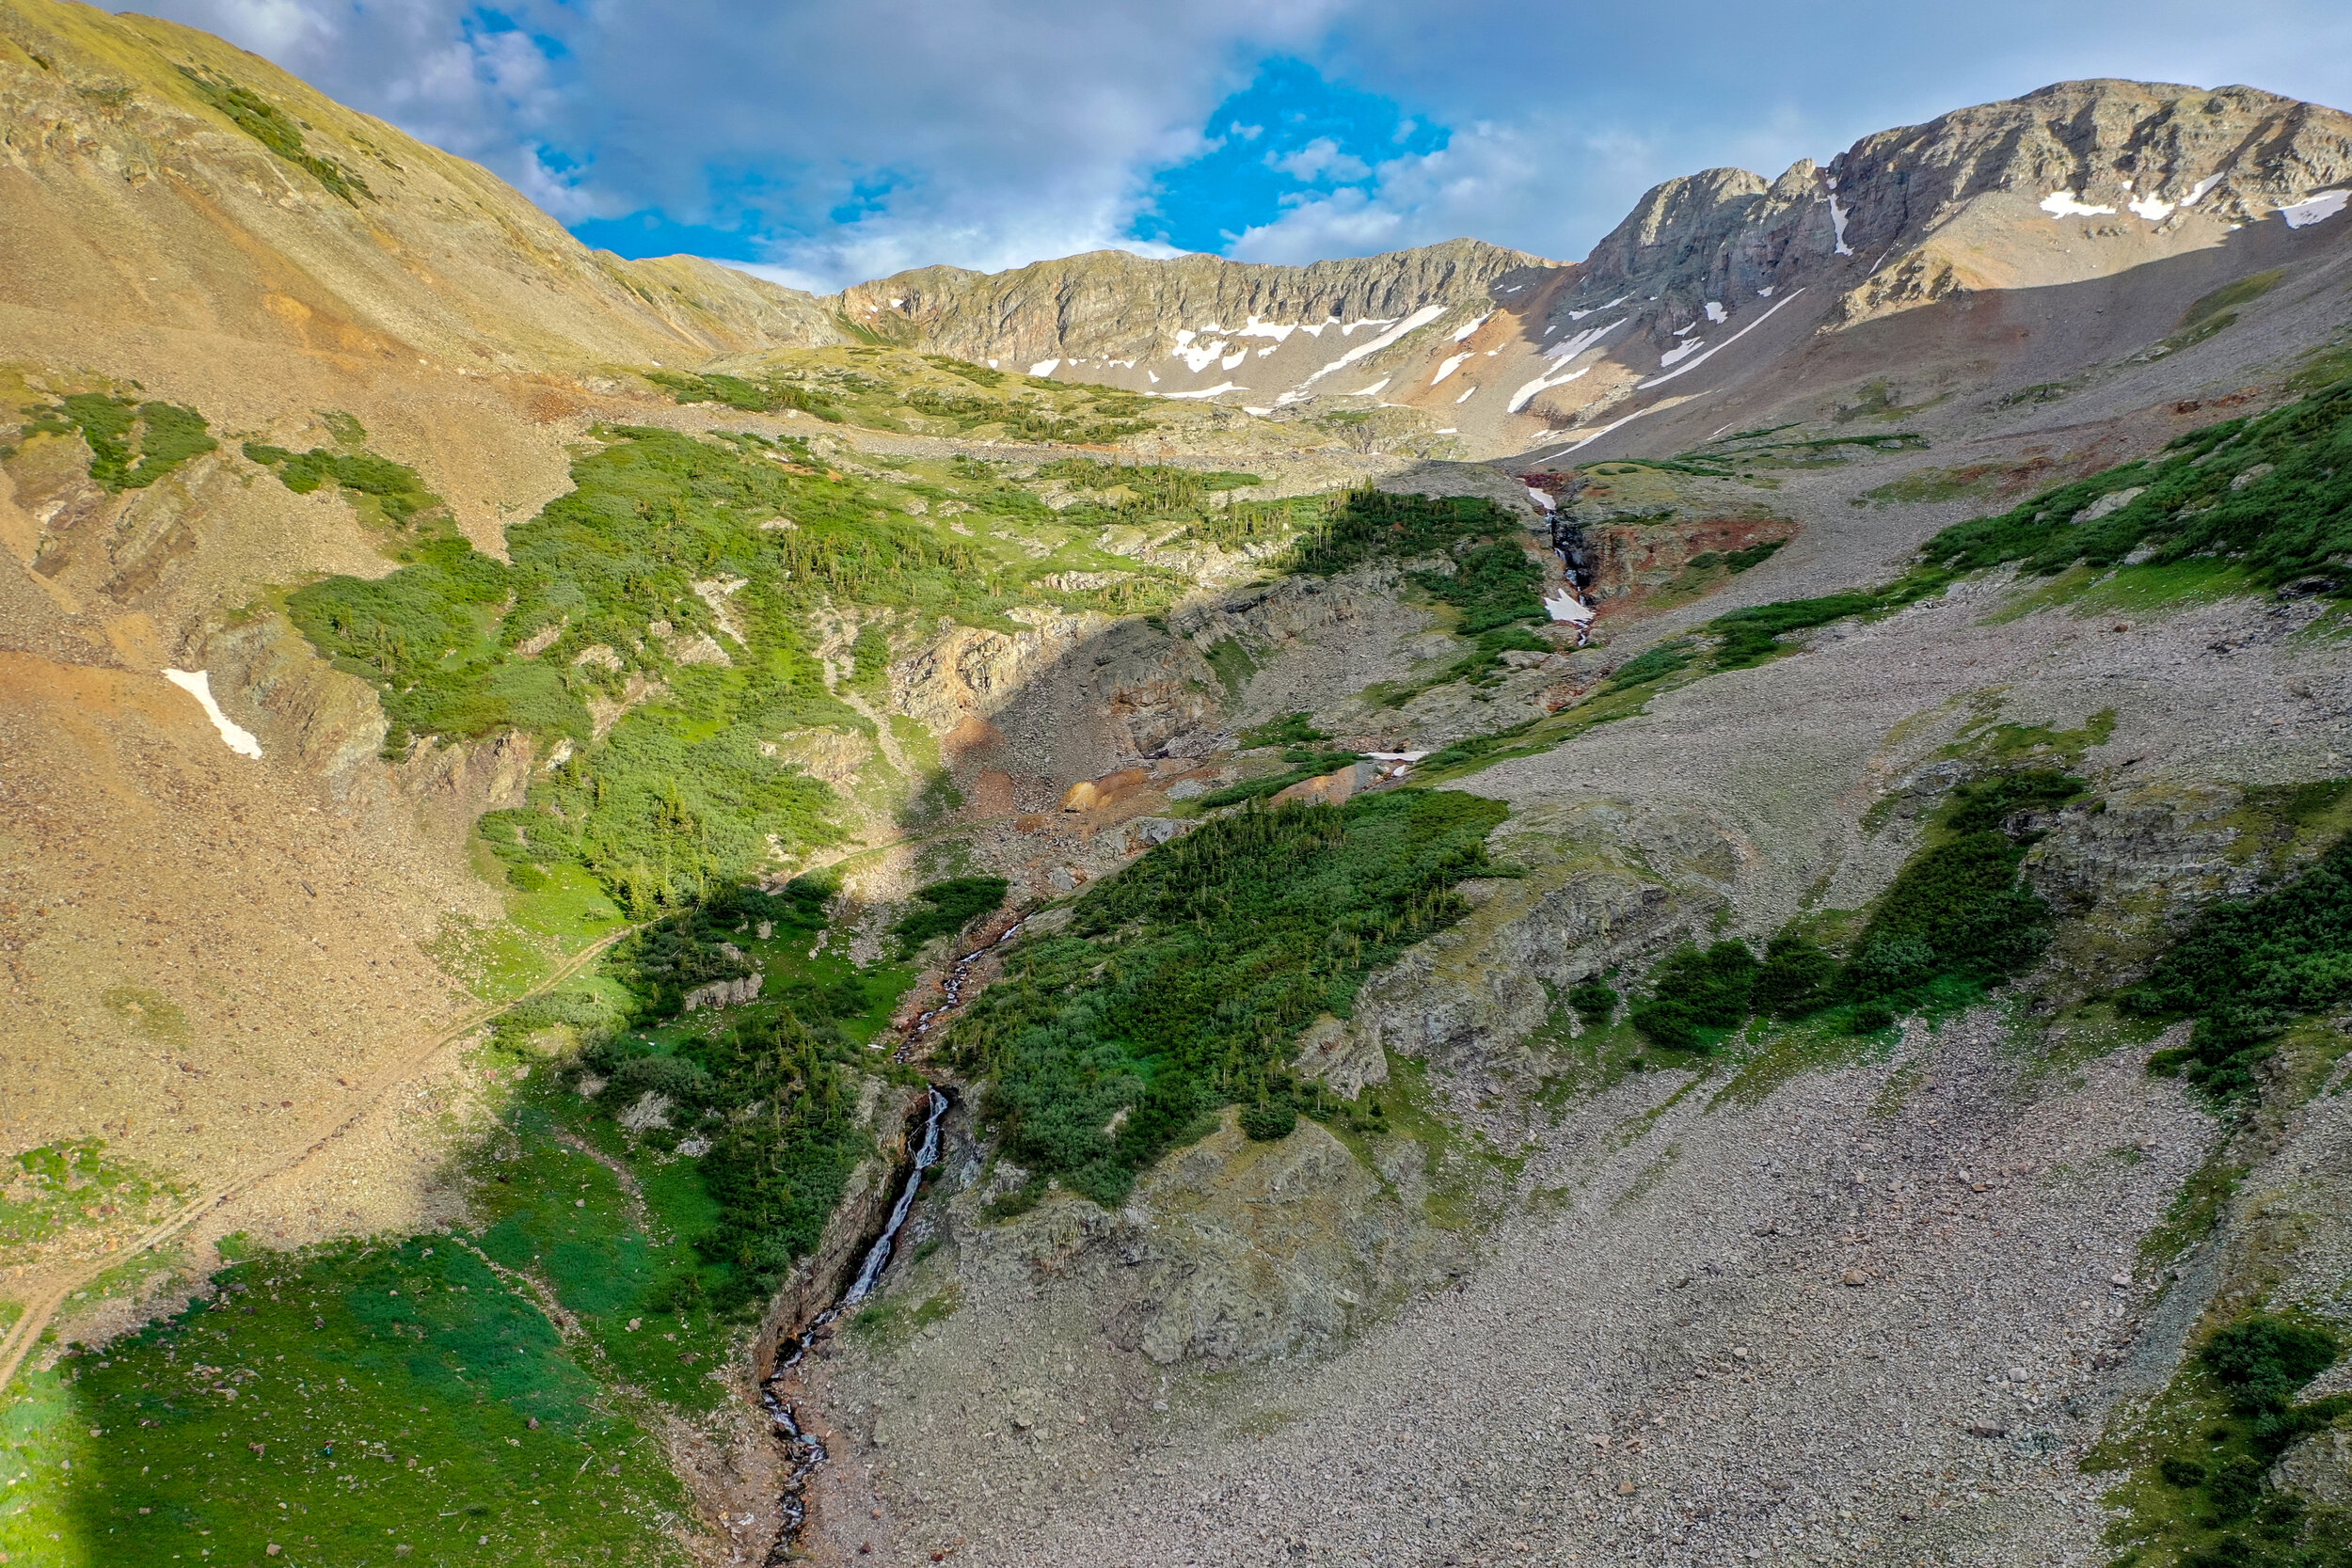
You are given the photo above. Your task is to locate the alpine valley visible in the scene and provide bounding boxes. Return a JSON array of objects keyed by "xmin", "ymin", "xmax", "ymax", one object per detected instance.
[{"xmin": 9, "ymin": 5, "xmax": 2352, "ymax": 1567}]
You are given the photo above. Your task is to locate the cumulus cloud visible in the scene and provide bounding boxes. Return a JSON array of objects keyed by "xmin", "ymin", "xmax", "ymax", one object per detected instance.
[
  {"xmin": 1225, "ymin": 113, "xmax": 1665, "ymax": 265},
  {"xmin": 1266, "ymin": 136, "xmax": 1372, "ymax": 182}
]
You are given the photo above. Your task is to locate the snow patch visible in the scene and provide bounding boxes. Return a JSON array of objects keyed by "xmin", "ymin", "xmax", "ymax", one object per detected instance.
[
  {"xmin": 1757, "ymin": 286, "xmax": 1776, "ymax": 297},
  {"xmin": 1673, "ymin": 322, "xmax": 1702, "ymax": 339},
  {"xmin": 2128, "ymin": 193, "xmax": 2175, "ymax": 221},
  {"xmin": 1347, "ymin": 378, "xmax": 1390, "ymax": 397},
  {"xmin": 1505, "ymin": 319, "xmax": 1627, "ymax": 413},
  {"xmin": 1173, "ymin": 339, "xmax": 1232, "ymax": 373},
  {"xmin": 1222, "ymin": 351, "xmax": 1248, "ymax": 371},
  {"xmin": 1146, "ymin": 381, "xmax": 1245, "ymax": 400},
  {"xmin": 2280, "ymin": 190, "xmax": 2352, "ymax": 229},
  {"xmin": 1506, "ymin": 365, "xmax": 1591, "ymax": 413},
  {"xmin": 1705, "ymin": 300, "xmax": 1728, "ymax": 324},
  {"xmin": 1660, "ymin": 337, "xmax": 1707, "ymax": 368},
  {"xmin": 889, "ymin": 297, "xmax": 905, "ymax": 309},
  {"xmin": 1528, "ymin": 403, "xmax": 1660, "ymax": 462},
  {"xmin": 2181, "ymin": 175, "xmax": 2222, "ymax": 207},
  {"xmin": 163, "ymin": 670, "xmax": 262, "ymax": 759},
  {"xmin": 1233, "ymin": 316, "xmax": 1301, "ymax": 342},
  {"xmin": 1543, "ymin": 589, "xmax": 1595, "ymax": 625},
  {"xmin": 1826, "ymin": 191, "xmax": 1855, "ymax": 255},
  {"xmin": 2040, "ymin": 190, "xmax": 2118, "ymax": 218},
  {"xmin": 1452, "ymin": 311, "xmax": 1492, "ymax": 342},
  {"xmin": 1338, "ymin": 317, "xmax": 1399, "ymax": 336},
  {"xmin": 1455, "ymin": 386, "xmax": 1477, "ymax": 404},
  {"xmin": 1637, "ymin": 287, "xmax": 1806, "ymax": 389},
  {"xmin": 1431, "ymin": 353, "xmax": 1473, "ymax": 386},
  {"xmin": 1030, "ymin": 358, "xmax": 1061, "ymax": 377},
  {"xmin": 1296, "ymin": 305, "xmax": 1446, "ymax": 389},
  {"xmin": 1543, "ymin": 320, "xmax": 1623, "ymax": 366}
]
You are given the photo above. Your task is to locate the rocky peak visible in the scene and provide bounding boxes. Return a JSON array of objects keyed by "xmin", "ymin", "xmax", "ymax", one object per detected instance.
[
  {"xmin": 1826, "ymin": 78, "xmax": 2352, "ymax": 258},
  {"xmin": 1540, "ymin": 77, "xmax": 2352, "ymax": 337},
  {"xmin": 1578, "ymin": 166, "xmax": 1772, "ymax": 291}
]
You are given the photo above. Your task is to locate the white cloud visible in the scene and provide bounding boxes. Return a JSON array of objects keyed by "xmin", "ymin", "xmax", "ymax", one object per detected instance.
[
  {"xmin": 1226, "ymin": 116, "xmax": 1602, "ymax": 264},
  {"xmin": 1266, "ymin": 136, "xmax": 1371, "ymax": 182}
]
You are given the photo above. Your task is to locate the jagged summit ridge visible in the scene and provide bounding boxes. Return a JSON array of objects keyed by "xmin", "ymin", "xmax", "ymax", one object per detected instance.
[
  {"xmin": 835, "ymin": 238, "xmax": 1548, "ymax": 366},
  {"xmin": 1553, "ymin": 77, "xmax": 2352, "ymax": 317}
]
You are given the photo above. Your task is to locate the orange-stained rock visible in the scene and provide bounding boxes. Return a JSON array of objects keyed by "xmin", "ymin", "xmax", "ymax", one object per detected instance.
[
  {"xmin": 1271, "ymin": 762, "xmax": 1378, "ymax": 808},
  {"xmin": 971, "ymin": 768, "xmax": 1016, "ymax": 816},
  {"xmin": 945, "ymin": 714, "xmax": 1008, "ymax": 755}
]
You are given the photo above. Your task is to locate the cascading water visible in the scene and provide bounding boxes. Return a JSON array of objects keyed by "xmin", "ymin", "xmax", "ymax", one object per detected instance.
[
  {"xmin": 755, "ymin": 917, "xmax": 1024, "ymax": 1561},
  {"xmin": 892, "ymin": 918, "xmax": 1024, "ymax": 1061},
  {"xmin": 758, "ymin": 1086, "xmax": 948, "ymax": 1562}
]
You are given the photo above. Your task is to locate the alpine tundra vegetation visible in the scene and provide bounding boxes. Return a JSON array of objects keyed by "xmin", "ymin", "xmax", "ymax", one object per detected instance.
[{"xmin": 9, "ymin": 4, "xmax": 2352, "ymax": 1565}]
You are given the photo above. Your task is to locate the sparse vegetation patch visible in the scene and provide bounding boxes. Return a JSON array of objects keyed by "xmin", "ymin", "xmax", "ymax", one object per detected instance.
[
  {"xmin": 944, "ymin": 791, "xmax": 1508, "ymax": 1205},
  {"xmin": 2127, "ymin": 834, "xmax": 2352, "ymax": 1101},
  {"xmin": 30, "ymin": 392, "xmax": 216, "ymax": 491}
]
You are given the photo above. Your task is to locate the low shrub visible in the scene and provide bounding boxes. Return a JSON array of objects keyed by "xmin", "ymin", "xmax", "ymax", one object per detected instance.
[
  {"xmin": 944, "ymin": 790, "xmax": 1506, "ymax": 1206},
  {"xmin": 1752, "ymin": 932, "xmax": 1836, "ymax": 1017},
  {"xmin": 1836, "ymin": 772, "xmax": 2082, "ymax": 1002},
  {"xmin": 2202, "ymin": 1315, "xmax": 2343, "ymax": 1416},
  {"xmin": 44, "ymin": 392, "xmax": 216, "ymax": 491},
  {"xmin": 1238, "ymin": 1101, "xmax": 1297, "ymax": 1141},
  {"xmin": 1609, "ymin": 639, "xmax": 1698, "ymax": 689},
  {"xmin": 1709, "ymin": 593, "xmax": 1879, "ymax": 668},
  {"xmin": 2131, "ymin": 835, "xmax": 2352, "ymax": 1101},
  {"xmin": 982, "ymin": 1180, "xmax": 1044, "ymax": 1221},
  {"xmin": 1566, "ymin": 979, "xmax": 1618, "ymax": 1026},
  {"xmin": 891, "ymin": 876, "xmax": 1010, "ymax": 953},
  {"xmin": 1629, "ymin": 941, "xmax": 1758, "ymax": 1051}
]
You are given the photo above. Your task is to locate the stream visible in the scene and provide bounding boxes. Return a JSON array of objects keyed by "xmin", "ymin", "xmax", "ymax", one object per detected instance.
[{"xmin": 755, "ymin": 917, "xmax": 1025, "ymax": 1562}]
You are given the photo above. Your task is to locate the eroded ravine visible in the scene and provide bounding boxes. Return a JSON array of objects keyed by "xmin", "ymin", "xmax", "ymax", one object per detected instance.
[{"xmin": 755, "ymin": 916, "xmax": 1025, "ymax": 1560}]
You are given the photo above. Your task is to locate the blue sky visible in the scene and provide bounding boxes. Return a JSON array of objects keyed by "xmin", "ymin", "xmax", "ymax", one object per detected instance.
[{"xmin": 142, "ymin": 1, "xmax": 2352, "ymax": 293}]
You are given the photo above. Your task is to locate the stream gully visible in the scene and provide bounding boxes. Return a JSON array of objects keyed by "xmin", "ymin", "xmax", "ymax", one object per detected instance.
[{"xmin": 756, "ymin": 918, "xmax": 1025, "ymax": 1561}]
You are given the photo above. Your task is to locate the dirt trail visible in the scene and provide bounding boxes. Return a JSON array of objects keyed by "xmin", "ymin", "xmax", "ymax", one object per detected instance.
[{"xmin": 0, "ymin": 928, "xmax": 630, "ymax": 1396}]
